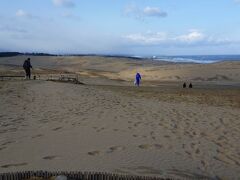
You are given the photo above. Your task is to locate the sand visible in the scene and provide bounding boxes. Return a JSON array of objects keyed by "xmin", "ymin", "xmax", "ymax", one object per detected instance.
[
  {"xmin": 0, "ymin": 56, "xmax": 240, "ymax": 179},
  {"xmin": 0, "ymin": 55, "xmax": 240, "ymax": 84}
]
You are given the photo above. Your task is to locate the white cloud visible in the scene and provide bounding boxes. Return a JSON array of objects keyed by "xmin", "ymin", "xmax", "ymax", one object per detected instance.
[
  {"xmin": 15, "ymin": 9, "xmax": 38, "ymax": 19},
  {"xmin": 124, "ymin": 30, "xmax": 232, "ymax": 46},
  {"xmin": 143, "ymin": 6, "xmax": 167, "ymax": 17},
  {"xmin": 53, "ymin": 0, "xmax": 75, "ymax": 8},
  {"xmin": 125, "ymin": 31, "xmax": 167, "ymax": 45},
  {"xmin": 124, "ymin": 4, "xmax": 141, "ymax": 19},
  {"xmin": 16, "ymin": 9, "xmax": 28, "ymax": 17},
  {"xmin": 124, "ymin": 4, "xmax": 167, "ymax": 20},
  {"xmin": 174, "ymin": 30, "xmax": 205, "ymax": 43}
]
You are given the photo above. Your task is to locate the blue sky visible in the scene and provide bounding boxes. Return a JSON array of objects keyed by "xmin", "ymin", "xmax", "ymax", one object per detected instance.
[{"xmin": 0, "ymin": 0, "xmax": 240, "ymax": 55}]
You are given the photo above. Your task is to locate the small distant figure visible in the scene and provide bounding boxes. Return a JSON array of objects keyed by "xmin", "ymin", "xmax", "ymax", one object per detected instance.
[
  {"xmin": 23, "ymin": 58, "xmax": 33, "ymax": 79},
  {"xmin": 189, "ymin": 83, "xmax": 193, "ymax": 88},
  {"xmin": 135, "ymin": 72, "xmax": 142, "ymax": 87},
  {"xmin": 183, "ymin": 82, "xmax": 186, "ymax": 88}
]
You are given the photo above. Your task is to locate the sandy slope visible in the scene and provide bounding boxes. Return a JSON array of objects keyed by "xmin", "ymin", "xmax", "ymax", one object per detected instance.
[
  {"xmin": 0, "ymin": 56, "xmax": 240, "ymax": 85},
  {"xmin": 0, "ymin": 56, "xmax": 240, "ymax": 179},
  {"xmin": 0, "ymin": 80, "xmax": 239, "ymax": 179}
]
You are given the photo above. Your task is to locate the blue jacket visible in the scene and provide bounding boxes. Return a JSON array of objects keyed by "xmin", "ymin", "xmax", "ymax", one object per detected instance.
[{"xmin": 136, "ymin": 73, "xmax": 141, "ymax": 81}]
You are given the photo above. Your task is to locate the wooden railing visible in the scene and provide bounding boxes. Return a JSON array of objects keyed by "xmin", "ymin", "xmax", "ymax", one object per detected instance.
[
  {"xmin": 47, "ymin": 74, "xmax": 84, "ymax": 85},
  {"xmin": 0, "ymin": 74, "xmax": 84, "ymax": 85},
  {"xmin": 0, "ymin": 76, "xmax": 25, "ymax": 81}
]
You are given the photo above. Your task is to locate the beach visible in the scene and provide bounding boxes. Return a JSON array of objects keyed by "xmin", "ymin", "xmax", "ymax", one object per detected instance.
[{"xmin": 0, "ymin": 56, "xmax": 240, "ymax": 179}]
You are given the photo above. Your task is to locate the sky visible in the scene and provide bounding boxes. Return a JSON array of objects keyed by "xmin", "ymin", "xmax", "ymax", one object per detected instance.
[{"xmin": 1, "ymin": 0, "xmax": 240, "ymax": 55}]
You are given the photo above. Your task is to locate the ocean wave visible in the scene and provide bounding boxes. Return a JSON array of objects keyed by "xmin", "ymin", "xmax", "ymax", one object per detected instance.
[{"xmin": 143, "ymin": 55, "xmax": 240, "ymax": 64}]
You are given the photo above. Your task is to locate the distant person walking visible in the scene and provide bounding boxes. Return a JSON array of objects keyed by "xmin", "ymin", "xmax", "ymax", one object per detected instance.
[
  {"xmin": 23, "ymin": 58, "xmax": 33, "ymax": 79},
  {"xmin": 189, "ymin": 83, "xmax": 193, "ymax": 88},
  {"xmin": 135, "ymin": 72, "xmax": 142, "ymax": 87},
  {"xmin": 183, "ymin": 82, "xmax": 186, "ymax": 88}
]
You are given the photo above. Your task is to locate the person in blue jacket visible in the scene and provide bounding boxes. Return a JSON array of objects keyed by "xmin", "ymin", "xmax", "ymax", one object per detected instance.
[{"xmin": 135, "ymin": 72, "xmax": 141, "ymax": 86}]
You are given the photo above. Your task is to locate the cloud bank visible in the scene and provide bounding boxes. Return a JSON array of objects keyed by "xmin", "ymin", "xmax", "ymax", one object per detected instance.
[{"xmin": 124, "ymin": 30, "xmax": 233, "ymax": 47}]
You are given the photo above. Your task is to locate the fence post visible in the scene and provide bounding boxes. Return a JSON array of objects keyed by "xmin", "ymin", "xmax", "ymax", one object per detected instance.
[{"xmin": 9, "ymin": 173, "xmax": 13, "ymax": 180}]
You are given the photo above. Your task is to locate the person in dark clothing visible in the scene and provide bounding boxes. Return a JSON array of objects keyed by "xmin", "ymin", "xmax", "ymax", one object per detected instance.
[
  {"xmin": 183, "ymin": 82, "xmax": 186, "ymax": 88},
  {"xmin": 189, "ymin": 83, "xmax": 193, "ymax": 88},
  {"xmin": 135, "ymin": 72, "xmax": 141, "ymax": 87},
  {"xmin": 23, "ymin": 58, "xmax": 33, "ymax": 79}
]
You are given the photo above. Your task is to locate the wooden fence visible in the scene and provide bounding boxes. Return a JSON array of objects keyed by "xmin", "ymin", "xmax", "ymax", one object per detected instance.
[
  {"xmin": 0, "ymin": 74, "xmax": 84, "ymax": 85},
  {"xmin": 0, "ymin": 171, "xmax": 171, "ymax": 180},
  {"xmin": 47, "ymin": 74, "xmax": 84, "ymax": 85},
  {"xmin": 0, "ymin": 76, "xmax": 25, "ymax": 81}
]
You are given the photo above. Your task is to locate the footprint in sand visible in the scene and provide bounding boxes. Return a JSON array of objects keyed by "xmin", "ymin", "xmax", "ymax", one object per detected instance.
[
  {"xmin": 42, "ymin": 155, "xmax": 59, "ymax": 160},
  {"xmin": 185, "ymin": 150, "xmax": 192, "ymax": 157},
  {"xmin": 107, "ymin": 146, "xmax": 125, "ymax": 153},
  {"xmin": 153, "ymin": 144, "xmax": 163, "ymax": 150},
  {"xmin": 40, "ymin": 119, "xmax": 49, "ymax": 124},
  {"xmin": 88, "ymin": 151, "xmax": 101, "ymax": 156},
  {"xmin": 138, "ymin": 144, "xmax": 152, "ymax": 149},
  {"xmin": 200, "ymin": 132, "xmax": 207, "ymax": 137},
  {"xmin": 1, "ymin": 141, "xmax": 14, "ymax": 146},
  {"xmin": 195, "ymin": 148, "xmax": 200, "ymax": 155},
  {"xmin": 1, "ymin": 162, "xmax": 28, "ymax": 168},
  {"xmin": 96, "ymin": 127, "xmax": 105, "ymax": 132},
  {"xmin": 138, "ymin": 143, "xmax": 163, "ymax": 150},
  {"xmin": 190, "ymin": 142, "xmax": 196, "ymax": 148},
  {"xmin": 150, "ymin": 131, "xmax": 156, "ymax": 140},
  {"xmin": 164, "ymin": 135, "xmax": 170, "ymax": 138},
  {"xmin": 134, "ymin": 122, "xmax": 141, "ymax": 127},
  {"xmin": 52, "ymin": 127, "xmax": 63, "ymax": 131},
  {"xmin": 32, "ymin": 134, "xmax": 43, "ymax": 139}
]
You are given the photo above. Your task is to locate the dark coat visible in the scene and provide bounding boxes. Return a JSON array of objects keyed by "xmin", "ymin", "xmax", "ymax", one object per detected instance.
[{"xmin": 23, "ymin": 60, "xmax": 32, "ymax": 70}]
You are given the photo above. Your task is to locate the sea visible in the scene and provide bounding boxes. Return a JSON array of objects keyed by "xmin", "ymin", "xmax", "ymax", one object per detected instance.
[{"xmin": 133, "ymin": 55, "xmax": 240, "ymax": 64}]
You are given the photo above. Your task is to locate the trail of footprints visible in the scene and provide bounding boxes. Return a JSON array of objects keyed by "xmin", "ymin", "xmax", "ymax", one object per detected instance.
[
  {"xmin": 88, "ymin": 146, "xmax": 126, "ymax": 156},
  {"xmin": 87, "ymin": 143, "xmax": 163, "ymax": 156},
  {"xmin": 1, "ymin": 155, "xmax": 60, "ymax": 169}
]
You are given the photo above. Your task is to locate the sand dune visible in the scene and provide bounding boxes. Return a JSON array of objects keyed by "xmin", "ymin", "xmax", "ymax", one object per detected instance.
[
  {"xmin": 0, "ymin": 56, "xmax": 240, "ymax": 179},
  {"xmin": 0, "ymin": 80, "xmax": 239, "ymax": 179},
  {"xmin": 0, "ymin": 55, "xmax": 239, "ymax": 85}
]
